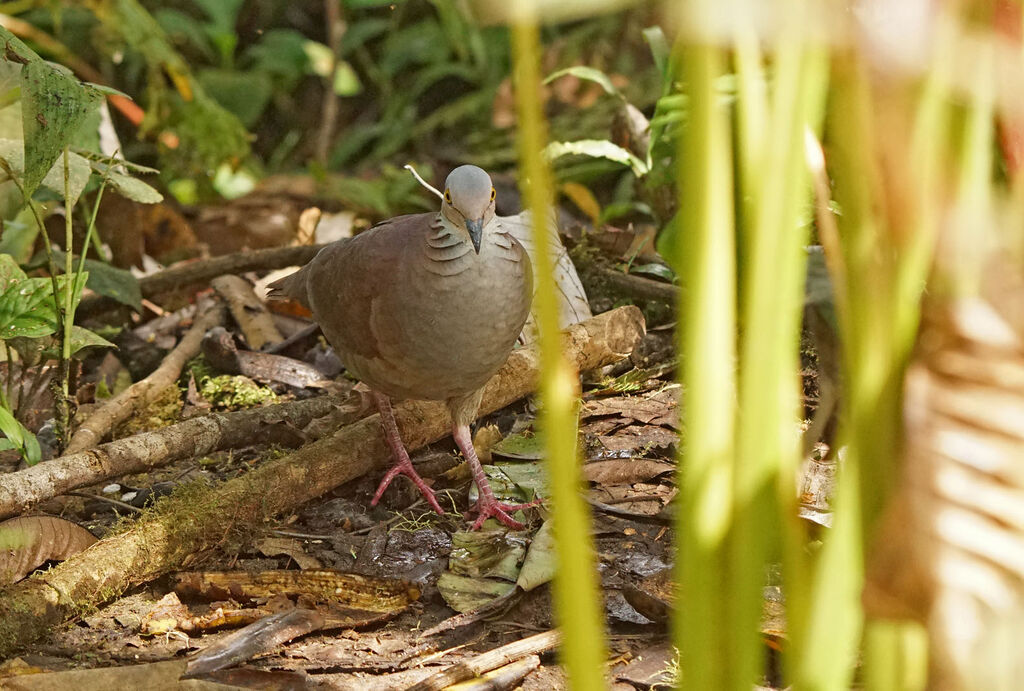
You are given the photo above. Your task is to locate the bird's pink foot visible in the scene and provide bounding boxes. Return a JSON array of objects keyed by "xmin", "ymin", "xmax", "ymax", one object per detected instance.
[
  {"xmin": 372, "ymin": 392, "xmax": 444, "ymax": 515},
  {"xmin": 469, "ymin": 495, "xmax": 544, "ymax": 530},
  {"xmin": 371, "ymin": 456, "xmax": 445, "ymax": 515}
]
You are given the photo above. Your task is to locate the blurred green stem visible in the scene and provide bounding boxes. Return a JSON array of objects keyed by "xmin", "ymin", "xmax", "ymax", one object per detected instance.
[
  {"xmin": 672, "ymin": 36, "xmax": 737, "ymax": 689},
  {"xmin": 511, "ymin": 15, "xmax": 608, "ymax": 691}
]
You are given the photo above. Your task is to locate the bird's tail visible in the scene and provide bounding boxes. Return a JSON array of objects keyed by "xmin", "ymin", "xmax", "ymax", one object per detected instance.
[{"xmin": 266, "ymin": 267, "xmax": 310, "ymax": 308}]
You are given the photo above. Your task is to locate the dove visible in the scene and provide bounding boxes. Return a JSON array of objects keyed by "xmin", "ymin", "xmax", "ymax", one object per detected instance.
[{"xmin": 269, "ymin": 165, "xmax": 538, "ymax": 529}]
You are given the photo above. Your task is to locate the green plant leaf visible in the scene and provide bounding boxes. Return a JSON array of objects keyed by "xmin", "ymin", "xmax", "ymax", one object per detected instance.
[
  {"xmin": 39, "ymin": 325, "xmax": 115, "ymax": 360},
  {"xmin": 49, "ymin": 250, "xmax": 141, "ymax": 311},
  {"xmin": 0, "ymin": 277, "xmax": 61, "ymax": 339},
  {"xmin": 107, "ymin": 171, "xmax": 163, "ymax": 204},
  {"xmin": 544, "ymin": 139, "xmax": 649, "ymax": 176},
  {"xmin": 0, "ymin": 405, "xmax": 40, "ymax": 465},
  {"xmin": 544, "ymin": 65, "xmax": 621, "ymax": 98},
  {"xmin": 20, "ymin": 60, "xmax": 102, "ymax": 199},
  {"xmin": 0, "ymin": 254, "xmax": 27, "ymax": 289},
  {"xmin": 333, "ymin": 61, "xmax": 362, "ymax": 96},
  {"xmin": 0, "ymin": 140, "xmax": 92, "ymax": 207},
  {"xmin": 196, "ymin": 68, "xmax": 272, "ymax": 128},
  {"xmin": 642, "ymin": 26, "xmax": 671, "ymax": 80}
]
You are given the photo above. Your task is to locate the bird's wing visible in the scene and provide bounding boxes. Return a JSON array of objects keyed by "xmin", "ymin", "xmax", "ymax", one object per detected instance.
[{"xmin": 304, "ymin": 213, "xmax": 433, "ymax": 361}]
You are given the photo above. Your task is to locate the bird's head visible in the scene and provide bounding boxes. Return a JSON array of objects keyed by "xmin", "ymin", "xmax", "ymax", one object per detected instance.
[{"xmin": 441, "ymin": 165, "xmax": 496, "ymax": 254}]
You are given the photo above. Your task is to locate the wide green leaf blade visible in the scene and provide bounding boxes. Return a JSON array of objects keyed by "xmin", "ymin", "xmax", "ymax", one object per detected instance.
[{"xmin": 20, "ymin": 60, "xmax": 101, "ymax": 198}]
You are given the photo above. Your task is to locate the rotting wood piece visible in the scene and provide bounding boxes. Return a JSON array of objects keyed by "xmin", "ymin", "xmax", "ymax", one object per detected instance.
[
  {"xmin": 76, "ymin": 244, "xmax": 327, "ymax": 318},
  {"xmin": 64, "ymin": 302, "xmax": 227, "ymax": 454},
  {"xmin": 0, "ymin": 306, "xmax": 645, "ymax": 658},
  {"xmin": 174, "ymin": 570, "xmax": 421, "ymax": 610},
  {"xmin": 0, "ymin": 394, "xmax": 356, "ymax": 520},
  {"xmin": 211, "ymin": 274, "xmax": 284, "ymax": 350}
]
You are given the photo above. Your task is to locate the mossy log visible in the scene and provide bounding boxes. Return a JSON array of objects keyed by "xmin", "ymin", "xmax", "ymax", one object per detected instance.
[{"xmin": 0, "ymin": 306, "xmax": 645, "ymax": 658}]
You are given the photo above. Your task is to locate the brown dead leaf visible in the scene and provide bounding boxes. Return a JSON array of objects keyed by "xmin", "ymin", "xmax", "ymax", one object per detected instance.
[
  {"xmin": 583, "ymin": 459, "xmax": 674, "ymax": 485},
  {"xmin": 0, "ymin": 516, "xmax": 97, "ymax": 584},
  {"xmin": 583, "ymin": 394, "xmax": 678, "ymax": 426},
  {"xmin": 257, "ymin": 537, "xmax": 323, "ymax": 570},
  {"xmin": 598, "ymin": 426, "xmax": 677, "ymax": 453},
  {"xmin": 140, "ymin": 592, "xmax": 190, "ymax": 636},
  {"xmin": 865, "ymin": 297, "xmax": 1024, "ymax": 687}
]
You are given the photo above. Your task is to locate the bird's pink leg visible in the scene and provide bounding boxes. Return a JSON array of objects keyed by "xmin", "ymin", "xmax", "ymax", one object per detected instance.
[
  {"xmin": 370, "ymin": 393, "xmax": 444, "ymax": 515},
  {"xmin": 452, "ymin": 424, "xmax": 543, "ymax": 530}
]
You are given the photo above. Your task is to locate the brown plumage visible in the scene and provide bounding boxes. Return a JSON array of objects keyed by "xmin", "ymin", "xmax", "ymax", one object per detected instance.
[{"xmin": 268, "ymin": 165, "xmax": 537, "ymax": 529}]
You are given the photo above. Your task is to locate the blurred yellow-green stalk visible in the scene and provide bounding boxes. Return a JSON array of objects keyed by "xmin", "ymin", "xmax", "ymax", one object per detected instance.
[{"xmin": 511, "ymin": 9, "xmax": 609, "ymax": 690}]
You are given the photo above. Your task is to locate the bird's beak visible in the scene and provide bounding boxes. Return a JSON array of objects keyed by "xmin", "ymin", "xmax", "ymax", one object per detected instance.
[{"xmin": 466, "ymin": 218, "xmax": 484, "ymax": 254}]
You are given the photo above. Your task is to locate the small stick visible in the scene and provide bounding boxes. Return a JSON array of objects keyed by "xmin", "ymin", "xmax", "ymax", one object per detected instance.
[
  {"xmin": 211, "ymin": 274, "xmax": 285, "ymax": 350},
  {"xmin": 446, "ymin": 655, "xmax": 541, "ymax": 691},
  {"xmin": 406, "ymin": 630, "xmax": 560, "ymax": 691},
  {"xmin": 64, "ymin": 302, "xmax": 226, "ymax": 454},
  {"xmin": 405, "ymin": 164, "xmax": 445, "ymax": 200}
]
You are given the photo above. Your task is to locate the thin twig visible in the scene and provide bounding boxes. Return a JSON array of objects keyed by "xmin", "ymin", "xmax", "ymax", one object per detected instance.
[
  {"xmin": 67, "ymin": 490, "xmax": 142, "ymax": 514},
  {"xmin": 405, "ymin": 164, "xmax": 445, "ymax": 200}
]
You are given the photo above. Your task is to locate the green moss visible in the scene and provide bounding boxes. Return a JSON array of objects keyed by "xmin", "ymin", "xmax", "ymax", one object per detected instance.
[
  {"xmin": 199, "ymin": 375, "xmax": 277, "ymax": 410},
  {"xmin": 116, "ymin": 384, "xmax": 183, "ymax": 437}
]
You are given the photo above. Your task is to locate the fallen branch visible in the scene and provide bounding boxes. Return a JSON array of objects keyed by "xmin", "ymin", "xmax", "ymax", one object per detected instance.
[
  {"xmin": 406, "ymin": 630, "xmax": 560, "ymax": 691},
  {"xmin": 65, "ymin": 303, "xmax": 227, "ymax": 454},
  {"xmin": 76, "ymin": 245, "xmax": 326, "ymax": 318},
  {"xmin": 211, "ymin": 275, "xmax": 284, "ymax": 350},
  {"xmin": 593, "ymin": 266, "xmax": 677, "ymax": 303},
  {"xmin": 0, "ymin": 306, "xmax": 644, "ymax": 658},
  {"xmin": 0, "ymin": 395, "xmax": 354, "ymax": 520}
]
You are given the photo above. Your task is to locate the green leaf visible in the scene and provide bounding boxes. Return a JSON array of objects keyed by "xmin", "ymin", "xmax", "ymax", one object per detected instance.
[
  {"xmin": 332, "ymin": 61, "xmax": 362, "ymax": 96},
  {"xmin": 436, "ymin": 572, "xmax": 515, "ymax": 613},
  {"xmin": 544, "ymin": 139, "xmax": 650, "ymax": 176},
  {"xmin": 0, "ymin": 405, "xmax": 40, "ymax": 465},
  {"xmin": 517, "ymin": 519, "xmax": 555, "ymax": 591},
  {"xmin": 642, "ymin": 26, "xmax": 671, "ymax": 79},
  {"xmin": 544, "ymin": 65, "xmax": 621, "ymax": 98},
  {"xmin": 0, "ymin": 254, "xmax": 27, "ymax": 289},
  {"xmin": 491, "ymin": 432, "xmax": 545, "ymax": 460},
  {"xmin": 0, "ymin": 26, "xmax": 41, "ymax": 65},
  {"xmin": 107, "ymin": 171, "xmax": 163, "ymax": 204},
  {"xmin": 38, "ymin": 325, "xmax": 115, "ymax": 360},
  {"xmin": 0, "ymin": 277, "xmax": 61, "ymax": 339},
  {"xmin": 20, "ymin": 60, "xmax": 101, "ymax": 199},
  {"xmin": 196, "ymin": 68, "xmax": 272, "ymax": 129},
  {"xmin": 0, "ymin": 140, "xmax": 92, "ymax": 207},
  {"xmin": 49, "ymin": 250, "xmax": 141, "ymax": 311},
  {"xmin": 0, "ymin": 209, "xmax": 38, "ymax": 264}
]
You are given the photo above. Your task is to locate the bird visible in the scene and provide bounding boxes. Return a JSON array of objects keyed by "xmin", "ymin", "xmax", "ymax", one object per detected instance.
[{"xmin": 268, "ymin": 165, "xmax": 538, "ymax": 529}]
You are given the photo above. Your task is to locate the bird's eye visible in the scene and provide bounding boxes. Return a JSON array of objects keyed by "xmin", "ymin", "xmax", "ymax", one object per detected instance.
[
  {"xmin": 490, "ymin": 187, "xmax": 496, "ymax": 201},
  {"xmin": 444, "ymin": 189, "xmax": 452, "ymax": 204}
]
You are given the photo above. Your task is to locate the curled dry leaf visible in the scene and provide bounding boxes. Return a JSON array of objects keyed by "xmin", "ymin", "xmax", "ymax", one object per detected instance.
[
  {"xmin": 865, "ymin": 298, "xmax": 1024, "ymax": 687},
  {"xmin": 0, "ymin": 516, "xmax": 96, "ymax": 584}
]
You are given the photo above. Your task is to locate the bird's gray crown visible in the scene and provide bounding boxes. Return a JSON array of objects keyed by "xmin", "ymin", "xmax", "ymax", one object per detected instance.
[{"xmin": 443, "ymin": 165, "xmax": 494, "ymax": 220}]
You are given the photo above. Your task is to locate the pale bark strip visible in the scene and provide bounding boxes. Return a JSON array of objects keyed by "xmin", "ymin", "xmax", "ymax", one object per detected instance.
[
  {"xmin": 65, "ymin": 303, "xmax": 226, "ymax": 454},
  {"xmin": 0, "ymin": 306, "xmax": 644, "ymax": 658},
  {"xmin": 0, "ymin": 395, "xmax": 348, "ymax": 520},
  {"xmin": 406, "ymin": 630, "xmax": 560, "ymax": 691},
  {"xmin": 211, "ymin": 274, "xmax": 284, "ymax": 350}
]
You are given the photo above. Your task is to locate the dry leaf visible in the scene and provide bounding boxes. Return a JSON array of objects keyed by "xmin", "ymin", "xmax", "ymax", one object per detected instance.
[
  {"xmin": 256, "ymin": 537, "xmax": 323, "ymax": 570},
  {"xmin": 865, "ymin": 298, "xmax": 1024, "ymax": 687},
  {"xmin": 583, "ymin": 458, "xmax": 674, "ymax": 485},
  {"xmin": 0, "ymin": 516, "xmax": 96, "ymax": 584}
]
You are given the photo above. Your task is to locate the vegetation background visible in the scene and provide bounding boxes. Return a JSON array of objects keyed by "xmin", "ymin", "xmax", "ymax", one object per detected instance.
[{"xmin": 0, "ymin": 0, "xmax": 1021, "ymax": 689}]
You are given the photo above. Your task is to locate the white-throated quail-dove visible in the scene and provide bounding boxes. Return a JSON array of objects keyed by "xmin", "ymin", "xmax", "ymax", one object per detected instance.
[{"xmin": 268, "ymin": 165, "xmax": 538, "ymax": 529}]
